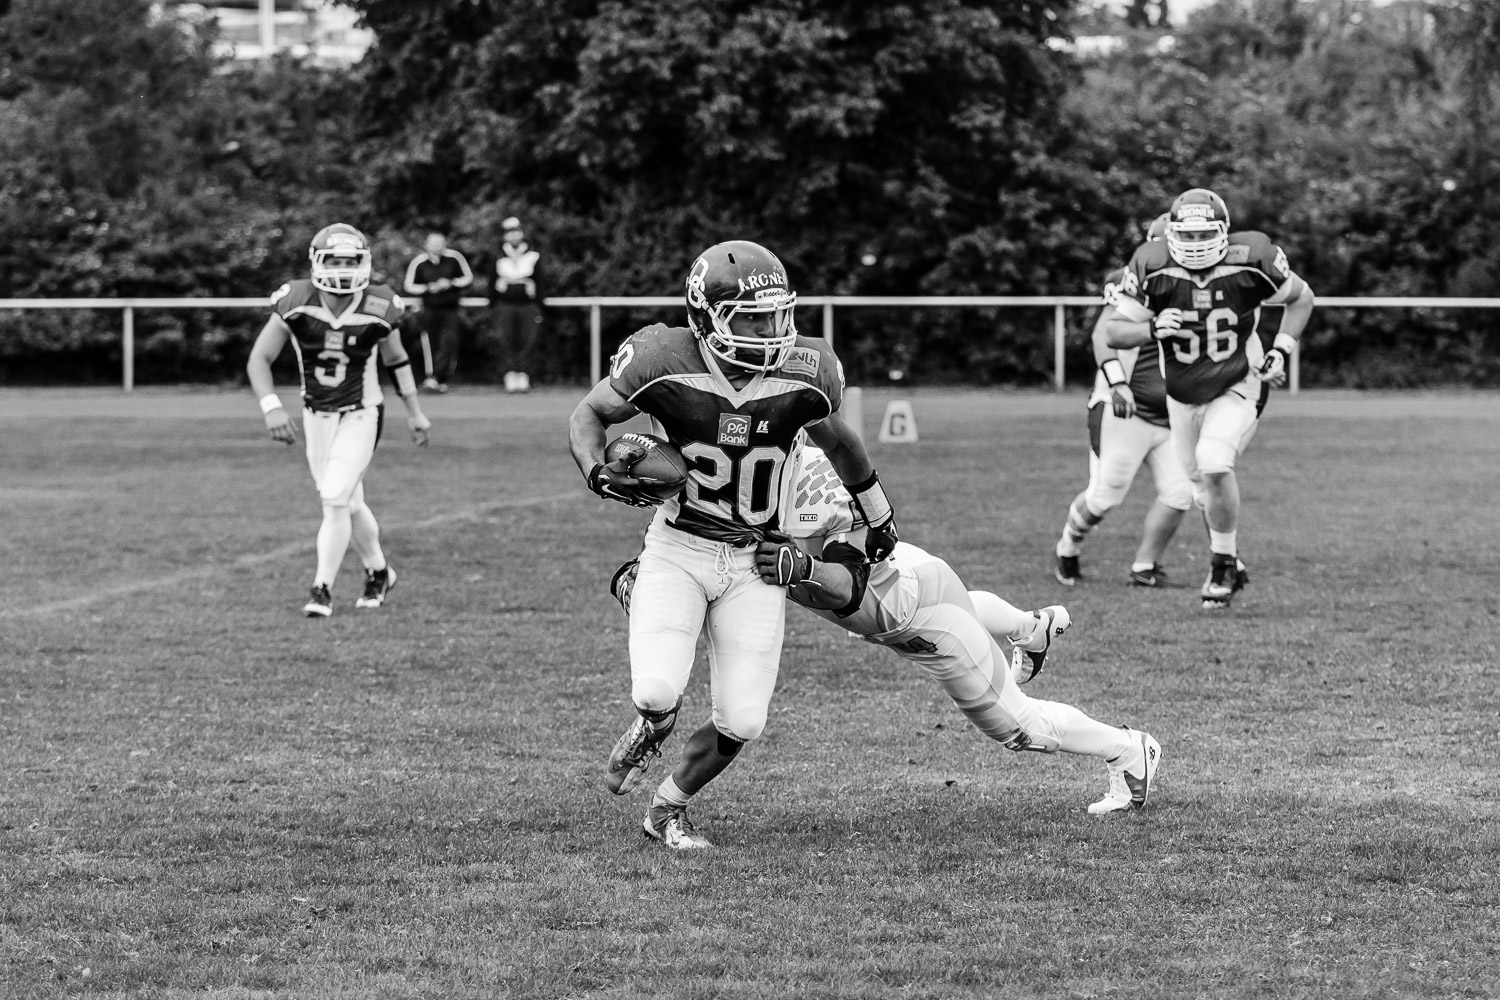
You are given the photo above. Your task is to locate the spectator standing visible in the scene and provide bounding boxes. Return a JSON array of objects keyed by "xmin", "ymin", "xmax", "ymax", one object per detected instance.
[
  {"xmin": 491, "ymin": 216, "xmax": 544, "ymax": 393},
  {"xmin": 403, "ymin": 232, "xmax": 474, "ymax": 393}
]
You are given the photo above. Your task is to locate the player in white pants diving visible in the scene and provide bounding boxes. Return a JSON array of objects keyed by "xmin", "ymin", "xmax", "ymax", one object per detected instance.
[
  {"xmin": 614, "ymin": 445, "xmax": 1162, "ymax": 821},
  {"xmin": 247, "ymin": 223, "xmax": 432, "ymax": 617}
]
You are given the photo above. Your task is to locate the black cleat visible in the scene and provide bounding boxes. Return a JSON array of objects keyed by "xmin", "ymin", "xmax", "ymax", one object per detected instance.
[
  {"xmin": 1201, "ymin": 554, "xmax": 1247, "ymax": 609},
  {"xmin": 1055, "ymin": 553, "xmax": 1081, "ymax": 586},
  {"xmin": 356, "ymin": 566, "xmax": 396, "ymax": 609},
  {"xmin": 1130, "ymin": 564, "xmax": 1169, "ymax": 587},
  {"xmin": 303, "ymin": 583, "xmax": 332, "ymax": 618}
]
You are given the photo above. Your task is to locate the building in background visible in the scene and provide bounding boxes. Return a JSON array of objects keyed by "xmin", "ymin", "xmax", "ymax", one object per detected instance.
[{"xmin": 164, "ymin": 0, "xmax": 372, "ymax": 67}]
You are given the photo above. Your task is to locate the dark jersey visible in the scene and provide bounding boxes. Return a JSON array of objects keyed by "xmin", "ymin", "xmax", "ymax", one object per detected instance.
[
  {"xmin": 1115, "ymin": 232, "xmax": 1301, "ymax": 405},
  {"xmin": 609, "ymin": 325, "xmax": 844, "ymax": 545},
  {"xmin": 269, "ymin": 279, "xmax": 404, "ymax": 413},
  {"xmin": 1096, "ymin": 267, "xmax": 1169, "ymax": 427}
]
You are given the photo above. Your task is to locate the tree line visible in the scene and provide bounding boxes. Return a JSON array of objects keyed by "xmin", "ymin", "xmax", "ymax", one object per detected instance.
[{"xmin": 0, "ymin": 0, "xmax": 1495, "ymax": 386}]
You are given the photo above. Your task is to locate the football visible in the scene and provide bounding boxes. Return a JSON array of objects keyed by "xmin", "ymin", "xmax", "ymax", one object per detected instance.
[{"xmin": 604, "ymin": 432, "xmax": 689, "ymax": 501}]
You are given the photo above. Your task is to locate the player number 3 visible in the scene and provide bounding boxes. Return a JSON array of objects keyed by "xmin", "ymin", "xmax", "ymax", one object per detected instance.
[
  {"xmin": 1170, "ymin": 306, "xmax": 1239, "ymax": 364},
  {"xmin": 314, "ymin": 348, "xmax": 348, "ymax": 387}
]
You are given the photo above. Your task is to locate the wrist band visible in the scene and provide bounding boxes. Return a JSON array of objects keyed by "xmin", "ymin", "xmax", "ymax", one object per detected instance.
[
  {"xmin": 849, "ymin": 472, "xmax": 893, "ymax": 527},
  {"xmin": 1272, "ymin": 332, "xmax": 1298, "ymax": 355},
  {"xmin": 1101, "ymin": 359, "xmax": 1127, "ymax": 387},
  {"xmin": 258, "ymin": 393, "xmax": 284, "ymax": 415}
]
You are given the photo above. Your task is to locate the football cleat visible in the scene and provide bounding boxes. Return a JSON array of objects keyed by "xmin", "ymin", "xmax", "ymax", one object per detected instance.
[
  {"xmin": 605, "ymin": 715, "xmax": 674, "ymax": 795},
  {"xmin": 355, "ymin": 566, "xmax": 396, "ymax": 609},
  {"xmin": 303, "ymin": 583, "xmax": 333, "ymax": 618},
  {"xmin": 1088, "ymin": 728, "xmax": 1162, "ymax": 815},
  {"xmin": 1129, "ymin": 564, "xmax": 1169, "ymax": 587},
  {"xmin": 1010, "ymin": 605, "xmax": 1071, "ymax": 685},
  {"xmin": 1054, "ymin": 553, "xmax": 1081, "ymax": 587},
  {"xmin": 1201, "ymin": 553, "xmax": 1247, "ymax": 609},
  {"xmin": 643, "ymin": 802, "xmax": 712, "ymax": 850}
]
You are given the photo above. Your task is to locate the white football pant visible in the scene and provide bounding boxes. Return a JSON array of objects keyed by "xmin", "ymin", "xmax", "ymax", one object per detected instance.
[
  {"xmin": 1087, "ymin": 405, "xmax": 1193, "ymax": 513},
  {"xmin": 876, "ymin": 549, "xmax": 1132, "ymax": 761},
  {"xmin": 303, "ymin": 406, "xmax": 380, "ymax": 505},
  {"xmin": 1166, "ymin": 374, "xmax": 1261, "ymax": 484},
  {"xmin": 628, "ymin": 516, "xmax": 786, "ymax": 742}
]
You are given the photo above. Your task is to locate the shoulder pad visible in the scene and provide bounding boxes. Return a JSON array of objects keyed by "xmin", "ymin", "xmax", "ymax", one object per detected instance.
[
  {"xmin": 1223, "ymin": 231, "xmax": 1291, "ymax": 282},
  {"xmin": 270, "ymin": 278, "xmax": 316, "ymax": 314},
  {"xmin": 609, "ymin": 324, "xmax": 699, "ymax": 399},
  {"xmin": 780, "ymin": 337, "xmax": 843, "ymax": 400},
  {"xmin": 1128, "ymin": 240, "xmax": 1173, "ymax": 274},
  {"xmin": 359, "ymin": 285, "xmax": 401, "ymax": 322}
]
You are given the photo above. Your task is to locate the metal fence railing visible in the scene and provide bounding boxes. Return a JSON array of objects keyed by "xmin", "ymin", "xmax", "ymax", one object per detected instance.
[{"xmin": 2, "ymin": 295, "xmax": 1497, "ymax": 392}]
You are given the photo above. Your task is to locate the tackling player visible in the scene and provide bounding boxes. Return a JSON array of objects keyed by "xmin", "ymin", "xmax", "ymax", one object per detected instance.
[
  {"xmin": 568, "ymin": 240, "xmax": 899, "ymax": 850},
  {"xmin": 1054, "ymin": 213, "xmax": 1193, "ymax": 589},
  {"xmin": 247, "ymin": 223, "xmax": 432, "ymax": 617},
  {"xmin": 615, "ymin": 445, "xmax": 1162, "ymax": 820},
  {"xmin": 1107, "ymin": 189, "xmax": 1315, "ymax": 609}
]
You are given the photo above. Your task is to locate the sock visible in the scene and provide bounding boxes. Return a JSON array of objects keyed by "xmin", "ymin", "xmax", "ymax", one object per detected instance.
[
  {"xmin": 1058, "ymin": 494, "xmax": 1103, "ymax": 556},
  {"xmin": 314, "ymin": 504, "xmax": 353, "ymax": 587},
  {"xmin": 653, "ymin": 775, "xmax": 692, "ymax": 808},
  {"xmin": 1026, "ymin": 699, "xmax": 1135, "ymax": 760},
  {"xmin": 1131, "ymin": 561, "xmax": 1156, "ymax": 573},
  {"xmin": 349, "ymin": 498, "xmax": 387, "ymax": 572},
  {"xmin": 1209, "ymin": 530, "xmax": 1237, "ymax": 557}
]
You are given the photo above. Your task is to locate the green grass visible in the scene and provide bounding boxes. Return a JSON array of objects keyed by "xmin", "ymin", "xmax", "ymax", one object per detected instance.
[{"xmin": 2, "ymin": 387, "xmax": 1498, "ymax": 999}]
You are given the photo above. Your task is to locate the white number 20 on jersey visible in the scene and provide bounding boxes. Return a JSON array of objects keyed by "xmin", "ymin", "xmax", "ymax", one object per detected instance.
[{"xmin": 680, "ymin": 442, "xmax": 787, "ymax": 525}]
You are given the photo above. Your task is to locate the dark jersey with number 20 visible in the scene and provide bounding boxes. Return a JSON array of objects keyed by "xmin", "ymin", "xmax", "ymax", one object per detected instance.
[{"xmin": 609, "ymin": 325, "xmax": 844, "ymax": 545}]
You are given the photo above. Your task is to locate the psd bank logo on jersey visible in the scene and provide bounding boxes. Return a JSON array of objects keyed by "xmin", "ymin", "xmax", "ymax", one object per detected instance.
[{"xmin": 717, "ymin": 413, "xmax": 751, "ymax": 447}]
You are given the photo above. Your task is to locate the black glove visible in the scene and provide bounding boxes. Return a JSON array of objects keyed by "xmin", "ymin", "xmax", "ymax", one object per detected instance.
[
  {"xmin": 587, "ymin": 461, "xmax": 663, "ymax": 508},
  {"xmin": 864, "ymin": 513, "xmax": 899, "ymax": 563},
  {"xmin": 754, "ymin": 530, "xmax": 814, "ymax": 587}
]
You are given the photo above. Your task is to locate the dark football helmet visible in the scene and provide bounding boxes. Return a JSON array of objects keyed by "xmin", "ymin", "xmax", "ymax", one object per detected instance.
[
  {"xmin": 1145, "ymin": 212, "xmax": 1171, "ymax": 241},
  {"xmin": 1166, "ymin": 189, "xmax": 1230, "ymax": 269},
  {"xmin": 309, "ymin": 223, "xmax": 372, "ymax": 293},
  {"xmin": 685, "ymin": 240, "xmax": 797, "ymax": 372}
]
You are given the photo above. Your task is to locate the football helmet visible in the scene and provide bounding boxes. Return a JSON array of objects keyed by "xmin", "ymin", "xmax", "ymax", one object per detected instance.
[
  {"xmin": 309, "ymin": 223, "xmax": 372, "ymax": 293},
  {"xmin": 1145, "ymin": 212, "xmax": 1171, "ymax": 241},
  {"xmin": 685, "ymin": 240, "xmax": 797, "ymax": 372},
  {"xmin": 1166, "ymin": 189, "xmax": 1230, "ymax": 269}
]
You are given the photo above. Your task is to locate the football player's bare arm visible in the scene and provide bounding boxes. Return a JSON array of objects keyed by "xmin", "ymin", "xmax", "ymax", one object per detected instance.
[
  {"xmin": 1093, "ymin": 307, "xmax": 1137, "ymax": 419},
  {"xmin": 805, "ymin": 414, "xmax": 874, "ymax": 485},
  {"xmin": 806, "ymin": 414, "xmax": 899, "ymax": 562},
  {"xmin": 1277, "ymin": 280, "xmax": 1316, "ymax": 342},
  {"xmin": 1105, "ymin": 313, "xmax": 1153, "ymax": 349},
  {"xmin": 247, "ymin": 317, "xmax": 296, "ymax": 445},
  {"xmin": 568, "ymin": 380, "xmax": 640, "ymax": 476},
  {"xmin": 380, "ymin": 334, "xmax": 431, "ymax": 446}
]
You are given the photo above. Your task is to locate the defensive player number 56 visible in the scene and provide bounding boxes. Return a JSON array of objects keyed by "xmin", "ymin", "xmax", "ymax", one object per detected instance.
[
  {"xmin": 680, "ymin": 442, "xmax": 786, "ymax": 525},
  {"xmin": 1169, "ymin": 306, "xmax": 1239, "ymax": 365}
]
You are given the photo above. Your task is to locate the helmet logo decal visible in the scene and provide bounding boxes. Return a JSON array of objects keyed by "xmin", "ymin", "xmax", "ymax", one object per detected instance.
[
  {"xmin": 686, "ymin": 257, "xmax": 709, "ymax": 309},
  {"xmin": 737, "ymin": 269, "xmax": 786, "ymax": 293},
  {"xmin": 1176, "ymin": 204, "xmax": 1216, "ymax": 221}
]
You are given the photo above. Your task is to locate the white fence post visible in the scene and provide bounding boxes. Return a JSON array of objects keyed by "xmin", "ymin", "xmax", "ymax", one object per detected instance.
[
  {"xmin": 823, "ymin": 301, "xmax": 834, "ymax": 346},
  {"xmin": 589, "ymin": 302, "xmax": 602, "ymax": 384},
  {"xmin": 122, "ymin": 306, "xmax": 134, "ymax": 393},
  {"xmin": 1290, "ymin": 342, "xmax": 1301, "ymax": 395},
  {"xmin": 1053, "ymin": 303, "xmax": 1066, "ymax": 391}
]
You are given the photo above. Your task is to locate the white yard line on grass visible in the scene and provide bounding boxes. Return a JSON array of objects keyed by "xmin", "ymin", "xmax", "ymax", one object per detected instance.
[{"xmin": 1, "ymin": 491, "xmax": 581, "ymax": 619}]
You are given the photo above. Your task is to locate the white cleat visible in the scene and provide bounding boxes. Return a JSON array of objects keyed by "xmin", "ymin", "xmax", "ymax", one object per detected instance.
[
  {"xmin": 1088, "ymin": 728, "xmax": 1162, "ymax": 815},
  {"xmin": 643, "ymin": 802, "xmax": 712, "ymax": 850},
  {"xmin": 1010, "ymin": 605, "xmax": 1071, "ymax": 684}
]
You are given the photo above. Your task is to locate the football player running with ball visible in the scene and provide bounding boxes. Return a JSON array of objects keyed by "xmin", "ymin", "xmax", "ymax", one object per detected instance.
[
  {"xmin": 1107, "ymin": 189, "xmax": 1315, "ymax": 609},
  {"xmin": 568, "ymin": 240, "xmax": 899, "ymax": 850},
  {"xmin": 1054, "ymin": 213, "xmax": 1194, "ymax": 589},
  {"xmin": 247, "ymin": 223, "xmax": 432, "ymax": 617},
  {"xmin": 615, "ymin": 444, "xmax": 1162, "ymax": 817}
]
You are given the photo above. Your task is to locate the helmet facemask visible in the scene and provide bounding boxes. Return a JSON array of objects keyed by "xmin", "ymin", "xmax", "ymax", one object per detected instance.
[
  {"xmin": 1167, "ymin": 220, "xmax": 1229, "ymax": 269},
  {"xmin": 310, "ymin": 246, "xmax": 372, "ymax": 293}
]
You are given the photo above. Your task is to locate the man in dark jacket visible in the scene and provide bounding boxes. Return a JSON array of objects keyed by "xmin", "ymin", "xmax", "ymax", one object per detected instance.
[
  {"xmin": 491, "ymin": 217, "xmax": 544, "ymax": 393},
  {"xmin": 403, "ymin": 232, "xmax": 474, "ymax": 393}
]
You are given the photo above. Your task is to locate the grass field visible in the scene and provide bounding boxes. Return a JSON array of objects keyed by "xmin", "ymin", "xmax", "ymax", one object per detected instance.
[{"xmin": 2, "ymin": 386, "xmax": 1498, "ymax": 1000}]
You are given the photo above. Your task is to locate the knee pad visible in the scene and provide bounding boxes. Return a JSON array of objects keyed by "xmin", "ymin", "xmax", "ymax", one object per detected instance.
[
  {"xmin": 1085, "ymin": 480, "xmax": 1128, "ymax": 514},
  {"xmin": 1196, "ymin": 438, "xmax": 1239, "ymax": 477},
  {"xmin": 319, "ymin": 489, "xmax": 355, "ymax": 508},
  {"xmin": 1158, "ymin": 482, "xmax": 1194, "ymax": 512},
  {"xmin": 717, "ymin": 706, "xmax": 767, "ymax": 743},
  {"xmin": 630, "ymin": 675, "xmax": 682, "ymax": 716}
]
